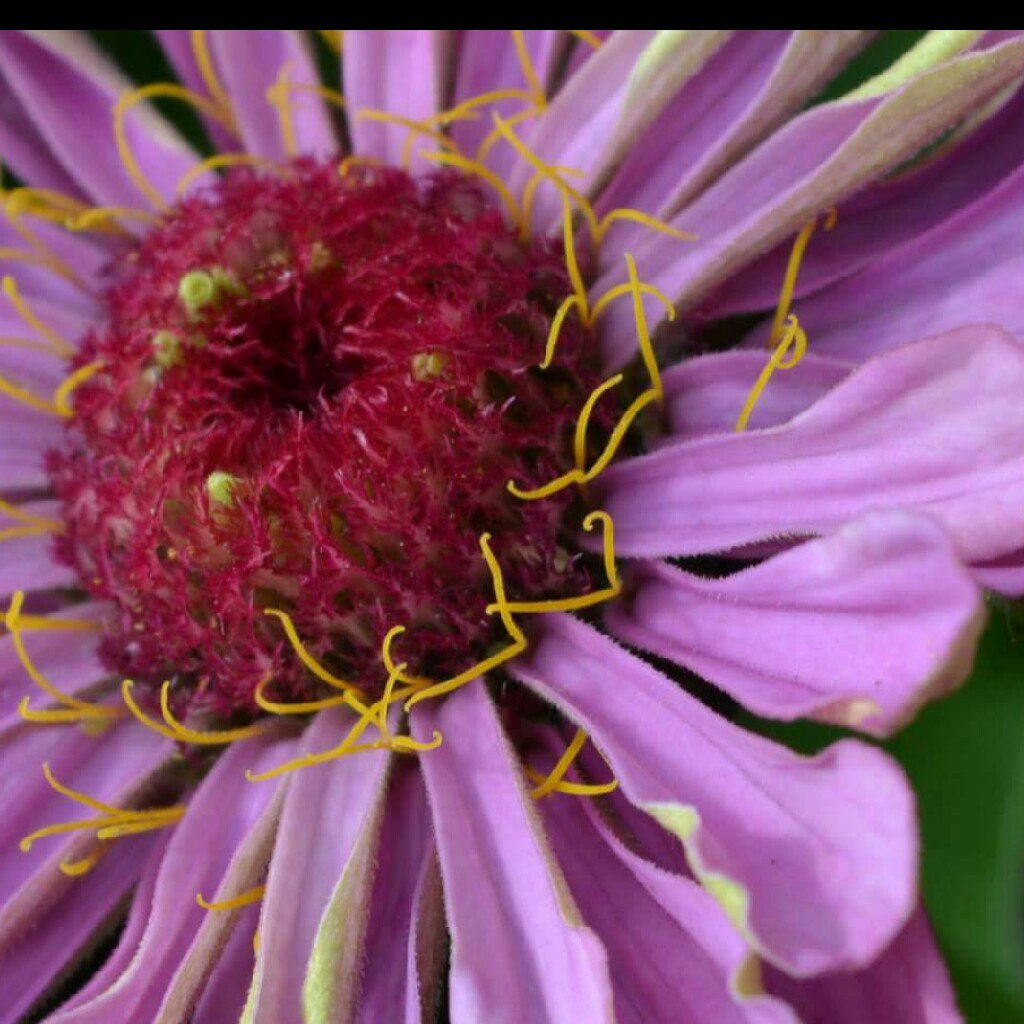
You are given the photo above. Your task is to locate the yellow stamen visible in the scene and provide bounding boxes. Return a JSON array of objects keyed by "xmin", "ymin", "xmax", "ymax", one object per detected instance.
[
  {"xmin": 624, "ymin": 253, "xmax": 664, "ymax": 401},
  {"xmin": 0, "ymin": 524, "xmax": 55, "ymax": 543},
  {"xmin": 2, "ymin": 192, "xmax": 89, "ymax": 284},
  {"xmin": 338, "ymin": 155, "xmax": 385, "ymax": 177},
  {"xmin": 768, "ymin": 208, "xmax": 838, "ymax": 347},
  {"xmin": 254, "ymin": 675, "xmax": 353, "ymax": 716},
  {"xmin": 540, "ymin": 294, "xmax": 585, "ymax": 370},
  {"xmin": 0, "ymin": 497, "xmax": 61, "ymax": 530},
  {"xmin": 64, "ymin": 206, "xmax": 158, "ymax": 234},
  {"xmin": 560, "ymin": 193, "xmax": 589, "ymax": 315},
  {"xmin": 0, "ymin": 247, "xmax": 80, "ymax": 286},
  {"xmin": 266, "ymin": 61, "xmax": 299, "ymax": 158},
  {"xmin": 490, "ymin": 115, "xmax": 599, "ymax": 240},
  {"xmin": 520, "ymin": 164, "xmax": 588, "ymax": 239},
  {"xmin": 190, "ymin": 30, "xmax": 236, "ymax": 127},
  {"xmin": 114, "ymin": 84, "xmax": 236, "ymax": 208},
  {"xmin": 511, "ymin": 30, "xmax": 546, "ymax": 107},
  {"xmin": 475, "ymin": 106, "xmax": 537, "ymax": 165},
  {"xmin": 573, "ymin": 373, "xmax": 623, "ymax": 473},
  {"xmin": 531, "ymin": 727, "xmax": 584, "ymax": 798},
  {"xmin": 197, "ymin": 884, "xmax": 266, "ymax": 911},
  {"xmin": 60, "ymin": 847, "xmax": 104, "ymax": 876},
  {"xmin": 432, "ymin": 88, "xmax": 534, "ymax": 125},
  {"xmin": 421, "ymin": 151, "xmax": 521, "ymax": 225},
  {"xmin": 735, "ymin": 315, "xmax": 807, "ymax": 432},
  {"xmin": 264, "ymin": 608, "xmax": 364, "ymax": 695},
  {"xmin": 53, "ymin": 360, "xmax": 103, "ymax": 417},
  {"xmin": 595, "ymin": 207, "xmax": 696, "ymax": 246},
  {"xmin": 318, "ymin": 30, "xmax": 343, "ymax": 54},
  {"xmin": 488, "ymin": 510, "xmax": 620, "ymax": 615},
  {"xmin": 588, "ymin": 279, "xmax": 675, "ymax": 326},
  {"xmin": 1, "ymin": 275, "xmax": 74, "ymax": 356},
  {"xmin": 404, "ymin": 533, "xmax": 527, "ymax": 711},
  {"xmin": 356, "ymin": 109, "xmax": 459, "ymax": 170},
  {"xmin": 121, "ymin": 679, "xmax": 268, "ymax": 745},
  {"xmin": 508, "ymin": 386, "xmax": 658, "ymax": 501},
  {"xmin": 174, "ymin": 154, "xmax": 280, "ymax": 196},
  {"xmin": 6, "ymin": 592, "xmax": 123, "ymax": 722},
  {"xmin": 568, "ymin": 30, "xmax": 604, "ymax": 50}
]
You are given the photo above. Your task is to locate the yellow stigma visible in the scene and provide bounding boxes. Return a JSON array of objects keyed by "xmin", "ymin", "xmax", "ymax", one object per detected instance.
[
  {"xmin": 206, "ymin": 470, "xmax": 238, "ymax": 506},
  {"xmin": 152, "ymin": 330, "xmax": 182, "ymax": 368},
  {"xmin": 178, "ymin": 270, "xmax": 218, "ymax": 314}
]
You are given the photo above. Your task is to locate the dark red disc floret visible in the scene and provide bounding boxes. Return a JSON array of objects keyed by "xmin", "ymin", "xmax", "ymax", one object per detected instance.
[{"xmin": 48, "ymin": 160, "xmax": 601, "ymax": 715}]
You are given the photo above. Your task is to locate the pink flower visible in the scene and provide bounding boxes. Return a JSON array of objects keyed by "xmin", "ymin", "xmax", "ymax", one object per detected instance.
[{"xmin": 1, "ymin": 29, "xmax": 1020, "ymax": 1023}]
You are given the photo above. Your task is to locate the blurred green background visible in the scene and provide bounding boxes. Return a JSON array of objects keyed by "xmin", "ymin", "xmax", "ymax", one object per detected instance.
[{"xmin": 82, "ymin": 29, "xmax": 1024, "ymax": 1022}]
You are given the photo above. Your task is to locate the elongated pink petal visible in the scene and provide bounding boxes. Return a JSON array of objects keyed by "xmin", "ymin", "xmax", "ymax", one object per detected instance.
[
  {"xmin": 536, "ymin": 731, "xmax": 799, "ymax": 1024},
  {"xmin": 594, "ymin": 35, "xmax": 1024, "ymax": 367},
  {"xmin": 599, "ymin": 31, "xmax": 869, "ymax": 252},
  {"xmin": 765, "ymin": 907, "xmax": 962, "ymax": 1024},
  {"xmin": 48, "ymin": 732, "xmax": 295, "ymax": 1023},
  {"xmin": 246, "ymin": 707, "xmax": 391, "ymax": 1024},
  {"xmin": 609, "ymin": 511, "xmax": 985, "ymax": 736},
  {"xmin": 412, "ymin": 683, "xmax": 616, "ymax": 1024},
  {"xmin": 209, "ymin": 30, "xmax": 336, "ymax": 161},
  {"xmin": 344, "ymin": 31, "xmax": 445, "ymax": 167},
  {"xmin": 513, "ymin": 614, "xmax": 917, "ymax": 976},
  {"xmin": 356, "ymin": 765, "xmax": 441, "ymax": 1024},
  {"xmin": 713, "ymin": 79, "xmax": 1024, "ymax": 317},
  {"xmin": 661, "ymin": 349, "xmax": 852, "ymax": 440},
  {"xmin": 0, "ymin": 31, "xmax": 202, "ymax": 210},
  {"xmin": 597, "ymin": 326, "xmax": 1024, "ymax": 568}
]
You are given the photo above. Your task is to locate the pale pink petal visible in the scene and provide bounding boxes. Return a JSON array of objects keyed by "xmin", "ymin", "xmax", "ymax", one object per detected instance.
[
  {"xmin": 765, "ymin": 907, "xmax": 962, "ymax": 1024},
  {"xmin": 597, "ymin": 326, "xmax": 1024, "ymax": 569},
  {"xmin": 412, "ymin": 683, "xmax": 616, "ymax": 1024},
  {"xmin": 0, "ymin": 31, "xmax": 202, "ymax": 210},
  {"xmin": 594, "ymin": 35, "xmax": 1024, "ymax": 367},
  {"xmin": 344, "ymin": 31, "xmax": 446, "ymax": 168},
  {"xmin": 247, "ymin": 707, "xmax": 391, "ymax": 1024},
  {"xmin": 209, "ymin": 30, "xmax": 337, "ymax": 161},
  {"xmin": 608, "ymin": 511, "xmax": 985, "ymax": 737},
  {"xmin": 661, "ymin": 349, "xmax": 852, "ymax": 440},
  {"xmin": 512, "ymin": 614, "xmax": 917, "ymax": 976}
]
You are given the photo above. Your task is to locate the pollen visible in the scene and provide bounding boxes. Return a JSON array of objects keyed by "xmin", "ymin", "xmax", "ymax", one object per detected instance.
[{"xmin": 48, "ymin": 160, "xmax": 603, "ymax": 717}]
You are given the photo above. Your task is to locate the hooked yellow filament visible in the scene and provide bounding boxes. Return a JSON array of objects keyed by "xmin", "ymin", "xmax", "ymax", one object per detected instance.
[
  {"xmin": 121, "ymin": 680, "xmax": 268, "ymax": 745},
  {"xmin": 337, "ymin": 155, "xmax": 385, "ymax": 177},
  {"xmin": 53, "ymin": 360, "xmax": 104, "ymax": 417},
  {"xmin": 1, "ymin": 275, "xmax": 74, "ymax": 356},
  {"xmin": 735, "ymin": 315, "xmax": 807, "ymax": 432},
  {"xmin": 527, "ymin": 727, "xmax": 618, "ymax": 799},
  {"xmin": 197, "ymin": 884, "xmax": 266, "ymax": 911},
  {"xmin": 190, "ymin": 30, "xmax": 237, "ymax": 128},
  {"xmin": 267, "ymin": 64, "xmax": 345, "ymax": 160},
  {"xmin": 263, "ymin": 608, "xmax": 364, "ymax": 694},
  {"xmin": 19, "ymin": 762, "xmax": 184, "ymax": 856},
  {"xmin": 175, "ymin": 154, "xmax": 281, "ymax": 197},
  {"xmin": 511, "ymin": 30, "xmax": 546, "ymax": 108},
  {"xmin": 0, "ymin": 497, "xmax": 61, "ymax": 531},
  {"xmin": 768, "ymin": 208, "xmax": 837, "ymax": 347},
  {"xmin": 7, "ymin": 591, "xmax": 122, "ymax": 723},
  {"xmin": 487, "ymin": 511, "xmax": 620, "ymax": 615},
  {"xmin": 422, "ymin": 151, "xmax": 521, "ymax": 225},
  {"xmin": 114, "ymin": 84, "xmax": 237, "ymax": 208},
  {"xmin": 254, "ymin": 676, "xmax": 353, "ymax": 716},
  {"xmin": 357, "ymin": 109, "xmax": 460, "ymax": 170}
]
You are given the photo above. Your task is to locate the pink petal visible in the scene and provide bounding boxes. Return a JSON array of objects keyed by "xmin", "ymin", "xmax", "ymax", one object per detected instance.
[
  {"xmin": 765, "ymin": 907, "xmax": 962, "ymax": 1024},
  {"xmin": 597, "ymin": 326, "xmax": 1024, "ymax": 567},
  {"xmin": 0, "ymin": 715, "xmax": 171, "ymax": 946},
  {"xmin": 189, "ymin": 903, "xmax": 261, "ymax": 1024},
  {"xmin": 247, "ymin": 707, "xmax": 391, "ymax": 1024},
  {"xmin": 412, "ymin": 683, "xmax": 616, "ymax": 1024},
  {"xmin": 608, "ymin": 511, "xmax": 985, "ymax": 737},
  {"xmin": 50, "ymin": 731, "xmax": 296, "ymax": 1023},
  {"xmin": 209, "ymin": 30, "xmax": 337, "ymax": 161},
  {"xmin": 661, "ymin": 349, "xmax": 852, "ymax": 440},
  {"xmin": 0, "ymin": 31, "xmax": 202, "ymax": 210},
  {"xmin": 0, "ymin": 530, "xmax": 76, "ymax": 597},
  {"xmin": 356, "ymin": 765, "xmax": 443, "ymax": 1024},
  {"xmin": 512, "ymin": 614, "xmax": 917, "ymax": 976},
  {"xmin": 598, "ymin": 31, "xmax": 869, "ymax": 251},
  {"xmin": 594, "ymin": 35, "xmax": 1024, "ymax": 367},
  {"xmin": 343, "ymin": 31, "xmax": 446, "ymax": 167},
  {"xmin": 712, "ymin": 79, "xmax": 1024, "ymax": 317},
  {"xmin": 536, "ymin": 732, "xmax": 799, "ymax": 1024}
]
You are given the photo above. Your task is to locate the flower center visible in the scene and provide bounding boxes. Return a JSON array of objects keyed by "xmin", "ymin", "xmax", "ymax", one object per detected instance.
[{"xmin": 49, "ymin": 161, "xmax": 602, "ymax": 714}]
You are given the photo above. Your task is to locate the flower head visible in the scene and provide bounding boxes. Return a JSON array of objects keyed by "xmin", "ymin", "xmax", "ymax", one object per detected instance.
[{"xmin": 1, "ymin": 28, "xmax": 1022, "ymax": 1024}]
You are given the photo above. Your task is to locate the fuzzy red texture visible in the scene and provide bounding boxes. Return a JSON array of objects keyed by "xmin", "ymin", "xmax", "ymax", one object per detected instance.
[{"xmin": 49, "ymin": 161, "xmax": 600, "ymax": 715}]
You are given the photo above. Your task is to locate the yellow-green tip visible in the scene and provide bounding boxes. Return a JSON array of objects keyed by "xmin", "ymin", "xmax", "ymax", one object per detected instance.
[
  {"xmin": 206, "ymin": 470, "xmax": 238, "ymax": 506},
  {"xmin": 178, "ymin": 270, "xmax": 218, "ymax": 314}
]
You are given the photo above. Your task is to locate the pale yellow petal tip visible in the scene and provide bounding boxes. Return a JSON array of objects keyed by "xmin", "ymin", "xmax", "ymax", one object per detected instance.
[
  {"xmin": 824, "ymin": 697, "xmax": 882, "ymax": 728},
  {"xmin": 732, "ymin": 952, "xmax": 765, "ymax": 1000},
  {"xmin": 842, "ymin": 30, "xmax": 985, "ymax": 101},
  {"xmin": 703, "ymin": 871, "xmax": 751, "ymax": 934}
]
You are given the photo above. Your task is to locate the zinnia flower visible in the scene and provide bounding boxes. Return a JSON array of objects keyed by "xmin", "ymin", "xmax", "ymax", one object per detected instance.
[{"xmin": 1, "ymin": 28, "xmax": 1022, "ymax": 1023}]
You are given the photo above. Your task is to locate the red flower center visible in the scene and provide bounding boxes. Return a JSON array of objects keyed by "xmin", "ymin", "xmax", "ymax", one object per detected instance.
[{"xmin": 49, "ymin": 161, "xmax": 601, "ymax": 714}]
